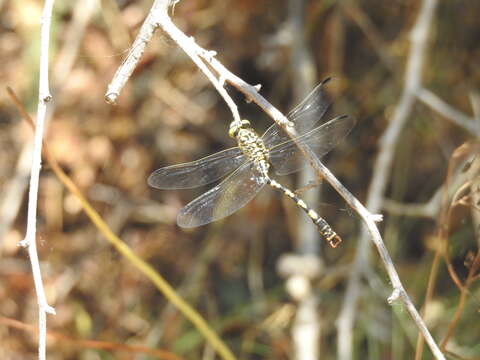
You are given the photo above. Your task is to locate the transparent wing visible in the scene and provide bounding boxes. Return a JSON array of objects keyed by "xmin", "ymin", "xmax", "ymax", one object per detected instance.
[
  {"xmin": 177, "ymin": 162, "xmax": 266, "ymax": 228},
  {"xmin": 263, "ymin": 78, "xmax": 332, "ymax": 148},
  {"xmin": 148, "ymin": 147, "xmax": 245, "ymax": 189},
  {"xmin": 269, "ymin": 115, "xmax": 355, "ymax": 176}
]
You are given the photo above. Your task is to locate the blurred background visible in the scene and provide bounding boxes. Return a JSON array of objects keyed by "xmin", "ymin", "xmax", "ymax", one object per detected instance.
[{"xmin": 1, "ymin": 0, "xmax": 479, "ymax": 359}]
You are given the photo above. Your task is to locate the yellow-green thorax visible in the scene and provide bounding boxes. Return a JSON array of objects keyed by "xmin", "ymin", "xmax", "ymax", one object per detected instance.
[{"xmin": 229, "ymin": 119, "xmax": 270, "ymax": 172}]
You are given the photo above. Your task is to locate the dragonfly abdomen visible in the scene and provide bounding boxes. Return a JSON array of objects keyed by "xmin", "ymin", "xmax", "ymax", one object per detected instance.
[{"xmin": 267, "ymin": 178, "xmax": 342, "ymax": 248}]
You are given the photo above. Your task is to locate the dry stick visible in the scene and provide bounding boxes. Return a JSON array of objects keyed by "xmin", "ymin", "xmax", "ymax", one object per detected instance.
[
  {"xmin": 383, "ymin": 163, "xmax": 476, "ymax": 220},
  {"xmin": 471, "ymin": 91, "xmax": 480, "ymax": 130},
  {"xmin": 383, "ymin": 195, "xmax": 441, "ymax": 219},
  {"xmin": 7, "ymin": 88, "xmax": 236, "ymax": 360},
  {"xmin": 52, "ymin": 0, "xmax": 97, "ymax": 85},
  {"xmin": 0, "ymin": 0, "xmax": 95, "ymax": 252},
  {"xmin": 0, "ymin": 145, "xmax": 33, "ymax": 250},
  {"xmin": 105, "ymin": 2, "xmax": 444, "ymax": 359},
  {"xmin": 336, "ymin": 0, "xmax": 440, "ymax": 359},
  {"xmin": 289, "ymin": 0, "xmax": 320, "ymax": 254},
  {"xmin": 19, "ymin": 1, "xmax": 56, "ymax": 359},
  {"xmin": 287, "ymin": 1, "xmax": 322, "ymax": 360},
  {"xmin": 417, "ymin": 87, "xmax": 480, "ymax": 135},
  {"xmin": 105, "ymin": 0, "xmax": 169, "ymax": 105}
]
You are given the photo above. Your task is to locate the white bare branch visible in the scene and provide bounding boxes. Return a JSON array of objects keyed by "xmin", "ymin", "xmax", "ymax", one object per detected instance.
[
  {"xmin": 417, "ymin": 87, "xmax": 480, "ymax": 135},
  {"xmin": 335, "ymin": 0, "xmax": 442, "ymax": 359},
  {"xmin": 287, "ymin": 1, "xmax": 322, "ymax": 359},
  {"xmin": 1, "ymin": 0, "xmax": 96, "ymax": 255},
  {"xmin": 20, "ymin": 0, "xmax": 57, "ymax": 359},
  {"xmin": 105, "ymin": 0, "xmax": 172, "ymax": 105}
]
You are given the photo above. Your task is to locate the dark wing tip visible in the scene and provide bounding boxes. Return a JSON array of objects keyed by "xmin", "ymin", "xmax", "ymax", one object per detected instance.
[
  {"xmin": 339, "ymin": 114, "xmax": 357, "ymax": 126},
  {"xmin": 321, "ymin": 76, "xmax": 332, "ymax": 86},
  {"xmin": 310, "ymin": 77, "xmax": 332, "ymax": 93}
]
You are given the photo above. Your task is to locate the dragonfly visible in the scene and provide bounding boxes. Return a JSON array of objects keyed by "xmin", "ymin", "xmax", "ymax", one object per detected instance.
[{"xmin": 148, "ymin": 78, "xmax": 355, "ymax": 247}]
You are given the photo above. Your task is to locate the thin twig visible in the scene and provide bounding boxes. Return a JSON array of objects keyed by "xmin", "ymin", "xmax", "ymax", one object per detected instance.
[
  {"xmin": 52, "ymin": 0, "xmax": 97, "ymax": 85},
  {"xmin": 383, "ymin": 163, "xmax": 475, "ymax": 220},
  {"xmin": 1, "ymin": 0, "xmax": 95, "ymax": 252},
  {"xmin": 105, "ymin": 0, "xmax": 171, "ymax": 105},
  {"xmin": 287, "ymin": 1, "xmax": 321, "ymax": 359},
  {"xmin": 383, "ymin": 196, "xmax": 440, "ymax": 219},
  {"xmin": 470, "ymin": 91, "xmax": 480, "ymax": 129},
  {"xmin": 417, "ymin": 87, "xmax": 479, "ymax": 135},
  {"xmin": 337, "ymin": 0, "xmax": 440, "ymax": 359},
  {"xmin": 288, "ymin": 0, "xmax": 320, "ymax": 254},
  {"xmin": 0, "ymin": 143, "xmax": 33, "ymax": 251},
  {"xmin": 18, "ymin": 0, "xmax": 56, "ymax": 359}
]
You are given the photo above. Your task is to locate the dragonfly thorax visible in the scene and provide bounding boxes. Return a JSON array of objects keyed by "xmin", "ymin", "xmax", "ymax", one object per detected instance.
[{"xmin": 233, "ymin": 120, "xmax": 270, "ymax": 173}]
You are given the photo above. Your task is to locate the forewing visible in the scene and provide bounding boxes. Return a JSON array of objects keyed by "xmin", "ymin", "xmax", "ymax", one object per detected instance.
[
  {"xmin": 269, "ymin": 115, "xmax": 355, "ymax": 176},
  {"xmin": 177, "ymin": 162, "xmax": 266, "ymax": 228},
  {"xmin": 263, "ymin": 78, "xmax": 332, "ymax": 148},
  {"xmin": 148, "ymin": 147, "xmax": 245, "ymax": 189}
]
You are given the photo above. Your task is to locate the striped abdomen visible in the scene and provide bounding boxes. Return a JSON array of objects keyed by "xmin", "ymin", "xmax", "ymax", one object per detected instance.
[{"xmin": 267, "ymin": 178, "xmax": 342, "ymax": 248}]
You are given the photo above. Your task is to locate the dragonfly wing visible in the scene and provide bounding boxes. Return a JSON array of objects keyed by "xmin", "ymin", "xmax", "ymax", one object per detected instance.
[
  {"xmin": 263, "ymin": 78, "xmax": 332, "ymax": 148},
  {"xmin": 148, "ymin": 147, "xmax": 245, "ymax": 189},
  {"xmin": 269, "ymin": 115, "xmax": 355, "ymax": 176},
  {"xmin": 177, "ymin": 162, "xmax": 266, "ymax": 228}
]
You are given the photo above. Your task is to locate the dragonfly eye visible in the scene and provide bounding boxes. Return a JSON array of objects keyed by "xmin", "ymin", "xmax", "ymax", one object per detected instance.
[
  {"xmin": 228, "ymin": 123, "xmax": 240, "ymax": 138},
  {"xmin": 229, "ymin": 119, "xmax": 251, "ymax": 138},
  {"xmin": 241, "ymin": 119, "xmax": 251, "ymax": 127}
]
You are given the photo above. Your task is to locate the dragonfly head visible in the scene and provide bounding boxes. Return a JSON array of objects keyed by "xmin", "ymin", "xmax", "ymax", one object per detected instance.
[{"xmin": 229, "ymin": 119, "xmax": 251, "ymax": 138}]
